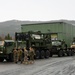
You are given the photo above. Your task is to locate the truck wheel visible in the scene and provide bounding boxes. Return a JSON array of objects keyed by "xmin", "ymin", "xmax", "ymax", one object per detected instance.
[
  {"xmin": 71, "ymin": 51, "xmax": 74, "ymax": 56},
  {"xmin": 40, "ymin": 50, "xmax": 45, "ymax": 59},
  {"xmin": 50, "ymin": 52, "xmax": 53, "ymax": 57},
  {"xmin": 45, "ymin": 50, "xmax": 50, "ymax": 58},
  {"xmin": 67, "ymin": 50, "xmax": 71, "ymax": 56},
  {"xmin": 58, "ymin": 50, "xmax": 63, "ymax": 57},
  {"xmin": 0, "ymin": 58, "xmax": 4, "ymax": 62},
  {"xmin": 9, "ymin": 53, "xmax": 13, "ymax": 62},
  {"xmin": 35, "ymin": 50, "xmax": 40, "ymax": 59},
  {"xmin": 7, "ymin": 53, "xmax": 13, "ymax": 62}
]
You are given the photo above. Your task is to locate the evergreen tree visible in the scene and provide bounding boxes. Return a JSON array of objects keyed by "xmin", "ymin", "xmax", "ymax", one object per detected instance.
[
  {"xmin": 5, "ymin": 33, "xmax": 12, "ymax": 40},
  {"xmin": 0, "ymin": 36, "xmax": 3, "ymax": 41}
]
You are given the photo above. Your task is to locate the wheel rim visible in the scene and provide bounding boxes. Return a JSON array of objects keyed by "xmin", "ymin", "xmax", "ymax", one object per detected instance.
[
  {"xmin": 58, "ymin": 50, "xmax": 63, "ymax": 57},
  {"xmin": 45, "ymin": 50, "xmax": 50, "ymax": 58},
  {"xmin": 41, "ymin": 50, "xmax": 45, "ymax": 58},
  {"xmin": 35, "ymin": 50, "xmax": 40, "ymax": 59}
]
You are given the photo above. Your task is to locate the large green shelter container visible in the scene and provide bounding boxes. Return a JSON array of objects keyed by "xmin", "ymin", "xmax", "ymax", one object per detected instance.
[{"xmin": 21, "ymin": 21, "xmax": 75, "ymax": 47}]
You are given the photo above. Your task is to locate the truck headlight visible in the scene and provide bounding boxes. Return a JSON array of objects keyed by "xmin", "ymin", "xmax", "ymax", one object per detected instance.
[{"xmin": 0, "ymin": 51, "xmax": 3, "ymax": 53}]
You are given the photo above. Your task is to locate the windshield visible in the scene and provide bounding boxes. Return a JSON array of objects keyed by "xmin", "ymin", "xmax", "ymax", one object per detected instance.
[
  {"xmin": 5, "ymin": 42, "xmax": 14, "ymax": 46},
  {"xmin": 52, "ymin": 41, "xmax": 61, "ymax": 46}
]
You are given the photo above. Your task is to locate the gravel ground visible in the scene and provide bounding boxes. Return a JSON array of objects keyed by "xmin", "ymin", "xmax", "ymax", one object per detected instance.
[{"xmin": 0, "ymin": 56, "xmax": 75, "ymax": 75}]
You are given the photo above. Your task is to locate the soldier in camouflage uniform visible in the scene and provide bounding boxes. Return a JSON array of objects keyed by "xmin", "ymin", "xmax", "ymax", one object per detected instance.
[
  {"xmin": 13, "ymin": 47, "xmax": 17, "ymax": 63},
  {"xmin": 29, "ymin": 47, "xmax": 35, "ymax": 64},
  {"xmin": 22, "ymin": 47, "xmax": 28, "ymax": 64},
  {"xmin": 17, "ymin": 47, "xmax": 23, "ymax": 63}
]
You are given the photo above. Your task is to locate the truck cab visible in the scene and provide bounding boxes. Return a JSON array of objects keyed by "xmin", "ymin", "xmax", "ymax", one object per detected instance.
[
  {"xmin": 50, "ymin": 40, "xmax": 63, "ymax": 57},
  {"xmin": 0, "ymin": 40, "xmax": 15, "ymax": 62},
  {"xmin": 70, "ymin": 42, "xmax": 75, "ymax": 53},
  {"xmin": 50, "ymin": 40, "xmax": 74, "ymax": 57}
]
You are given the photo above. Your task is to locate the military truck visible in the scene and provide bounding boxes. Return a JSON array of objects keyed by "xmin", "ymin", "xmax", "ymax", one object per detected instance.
[
  {"xmin": 69, "ymin": 37, "xmax": 75, "ymax": 53},
  {"xmin": 50, "ymin": 40, "xmax": 74, "ymax": 57},
  {"xmin": 15, "ymin": 31, "xmax": 51, "ymax": 59},
  {"xmin": 0, "ymin": 40, "xmax": 15, "ymax": 62},
  {"xmin": 70, "ymin": 42, "xmax": 75, "ymax": 53},
  {"xmin": 15, "ymin": 31, "xmax": 74, "ymax": 58}
]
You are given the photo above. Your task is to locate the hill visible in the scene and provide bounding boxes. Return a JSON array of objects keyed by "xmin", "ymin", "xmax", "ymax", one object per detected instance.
[{"xmin": 0, "ymin": 20, "xmax": 41, "ymax": 37}]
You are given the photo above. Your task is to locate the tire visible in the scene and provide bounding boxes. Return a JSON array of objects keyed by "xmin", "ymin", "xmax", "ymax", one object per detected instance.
[
  {"xmin": 0, "ymin": 58, "xmax": 4, "ymax": 62},
  {"xmin": 50, "ymin": 52, "xmax": 53, "ymax": 57},
  {"xmin": 67, "ymin": 50, "xmax": 71, "ymax": 56},
  {"xmin": 45, "ymin": 50, "xmax": 50, "ymax": 58},
  {"xmin": 9, "ymin": 53, "xmax": 13, "ymax": 62},
  {"xmin": 35, "ymin": 50, "xmax": 40, "ymax": 59},
  {"xmin": 71, "ymin": 51, "xmax": 74, "ymax": 56},
  {"xmin": 7, "ymin": 53, "xmax": 13, "ymax": 62},
  {"xmin": 40, "ymin": 50, "xmax": 45, "ymax": 59},
  {"xmin": 58, "ymin": 50, "xmax": 64, "ymax": 57}
]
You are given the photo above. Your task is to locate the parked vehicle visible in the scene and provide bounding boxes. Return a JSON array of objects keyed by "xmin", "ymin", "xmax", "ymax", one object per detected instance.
[
  {"xmin": 15, "ymin": 31, "xmax": 75, "ymax": 58},
  {"xmin": 50, "ymin": 40, "xmax": 74, "ymax": 57},
  {"xmin": 70, "ymin": 42, "xmax": 75, "ymax": 53},
  {"xmin": 0, "ymin": 40, "xmax": 15, "ymax": 61},
  {"xmin": 15, "ymin": 31, "xmax": 51, "ymax": 59}
]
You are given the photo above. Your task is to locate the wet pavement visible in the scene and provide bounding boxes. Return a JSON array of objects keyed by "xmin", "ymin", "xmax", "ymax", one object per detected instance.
[{"xmin": 0, "ymin": 56, "xmax": 75, "ymax": 75}]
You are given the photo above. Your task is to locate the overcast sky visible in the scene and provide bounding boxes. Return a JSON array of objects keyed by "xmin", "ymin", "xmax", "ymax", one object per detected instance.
[{"xmin": 0, "ymin": 0, "xmax": 75, "ymax": 22}]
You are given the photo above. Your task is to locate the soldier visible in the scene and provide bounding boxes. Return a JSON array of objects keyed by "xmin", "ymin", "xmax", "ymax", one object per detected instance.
[
  {"xmin": 23, "ymin": 47, "xmax": 28, "ymax": 64},
  {"xmin": 13, "ymin": 47, "xmax": 17, "ymax": 63},
  {"xmin": 17, "ymin": 47, "xmax": 23, "ymax": 63},
  {"xmin": 29, "ymin": 47, "xmax": 35, "ymax": 64}
]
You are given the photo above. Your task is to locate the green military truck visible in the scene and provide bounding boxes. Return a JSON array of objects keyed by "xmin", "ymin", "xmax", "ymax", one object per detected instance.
[
  {"xmin": 50, "ymin": 40, "xmax": 74, "ymax": 57},
  {"xmin": 15, "ymin": 31, "xmax": 51, "ymax": 59},
  {"xmin": 15, "ymin": 31, "xmax": 74, "ymax": 59},
  {"xmin": 0, "ymin": 40, "xmax": 15, "ymax": 62},
  {"xmin": 70, "ymin": 37, "xmax": 75, "ymax": 53},
  {"xmin": 70, "ymin": 42, "xmax": 75, "ymax": 53}
]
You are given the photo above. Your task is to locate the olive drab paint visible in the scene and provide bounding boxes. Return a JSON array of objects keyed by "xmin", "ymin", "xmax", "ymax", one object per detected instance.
[{"xmin": 21, "ymin": 21, "xmax": 75, "ymax": 47}]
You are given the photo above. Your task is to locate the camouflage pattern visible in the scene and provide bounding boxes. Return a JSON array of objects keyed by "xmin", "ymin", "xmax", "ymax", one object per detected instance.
[
  {"xmin": 13, "ymin": 48, "xmax": 17, "ymax": 63},
  {"xmin": 29, "ymin": 47, "xmax": 35, "ymax": 63},
  {"xmin": 17, "ymin": 48, "xmax": 23, "ymax": 62},
  {"xmin": 23, "ymin": 47, "xmax": 28, "ymax": 64}
]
